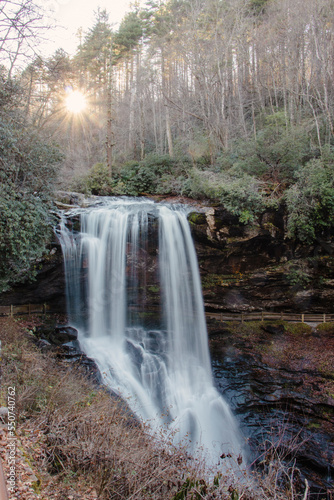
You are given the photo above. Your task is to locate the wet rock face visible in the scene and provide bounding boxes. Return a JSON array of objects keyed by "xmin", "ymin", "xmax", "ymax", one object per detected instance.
[
  {"xmin": 208, "ymin": 320, "xmax": 334, "ymax": 497},
  {"xmin": 30, "ymin": 322, "xmax": 102, "ymax": 383},
  {"xmin": 1, "ymin": 199, "xmax": 334, "ymax": 315},
  {"xmin": 0, "ymin": 241, "xmax": 66, "ymax": 310},
  {"xmin": 188, "ymin": 206, "xmax": 334, "ymax": 313}
]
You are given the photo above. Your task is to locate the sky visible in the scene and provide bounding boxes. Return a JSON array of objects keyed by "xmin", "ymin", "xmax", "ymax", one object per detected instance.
[{"xmin": 40, "ymin": 0, "xmax": 135, "ymax": 57}]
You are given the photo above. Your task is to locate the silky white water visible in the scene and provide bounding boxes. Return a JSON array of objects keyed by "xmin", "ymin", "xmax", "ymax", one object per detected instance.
[{"xmin": 58, "ymin": 198, "xmax": 243, "ymax": 466}]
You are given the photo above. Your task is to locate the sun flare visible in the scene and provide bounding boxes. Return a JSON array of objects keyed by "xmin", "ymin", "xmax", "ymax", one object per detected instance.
[{"xmin": 65, "ymin": 90, "xmax": 86, "ymax": 113}]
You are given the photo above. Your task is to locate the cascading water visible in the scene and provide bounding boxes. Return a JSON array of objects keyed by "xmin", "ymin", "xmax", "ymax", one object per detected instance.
[{"xmin": 57, "ymin": 197, "xmax": 244, "ymax": 466}]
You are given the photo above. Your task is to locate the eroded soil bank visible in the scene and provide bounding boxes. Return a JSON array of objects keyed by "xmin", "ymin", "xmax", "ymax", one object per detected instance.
[{"xmin": 208, "ymin": 319, "xmax": 334, "ymax": 498}]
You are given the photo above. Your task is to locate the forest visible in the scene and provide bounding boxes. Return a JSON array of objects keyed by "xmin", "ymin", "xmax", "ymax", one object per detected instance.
[
  {"xmin": 1, "ymin": 2, "xmax": 334, "ymax": 499},
  {"xmin": 1, "ymin": 0, "xmax": 334, "ymax": 289}
]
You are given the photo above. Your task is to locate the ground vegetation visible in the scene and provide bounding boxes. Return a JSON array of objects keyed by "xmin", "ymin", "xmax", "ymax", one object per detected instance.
[{"xmin": 0, "ymin": 316, "xmax": 313, "ymax": 499}]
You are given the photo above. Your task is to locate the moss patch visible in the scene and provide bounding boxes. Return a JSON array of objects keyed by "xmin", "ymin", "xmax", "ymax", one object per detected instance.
[{"xmin": 188, "ymin": 212, "xmax": 207, "ymax": 225}]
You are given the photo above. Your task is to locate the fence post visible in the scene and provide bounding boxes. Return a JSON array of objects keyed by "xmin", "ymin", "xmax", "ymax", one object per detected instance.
[
  {"xmin": 301, "ymin": 313, "xmax": 305, "ymax": 323},
  {"xmin": 10, "ymin": 305, "xmax": 13, "ymax": 317},
  {"xmin": 261, "ymin": 311, "xmax": 264, "ymax": 322},
  {"xmin": 323, "ymin": 313, "xmax": 326, "ymax": 323},
  {"xmin": 241, "ymin": 312, "xmax": 244, "ymax": 323}
]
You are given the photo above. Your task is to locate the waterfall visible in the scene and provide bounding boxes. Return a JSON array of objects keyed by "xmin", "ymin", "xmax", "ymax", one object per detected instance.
[{"xmin": 57, "ymin": 198, "xmax": 244, "ymax": 466}]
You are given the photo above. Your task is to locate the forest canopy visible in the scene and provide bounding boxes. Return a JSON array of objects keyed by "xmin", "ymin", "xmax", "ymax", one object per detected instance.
[
  {"xmin": 1, "ymin": 0, "xmax": 334, "ymax": 288},
  {"xmin": 64, "ymin": 0, "xmax": 334, "ymax": 242}
]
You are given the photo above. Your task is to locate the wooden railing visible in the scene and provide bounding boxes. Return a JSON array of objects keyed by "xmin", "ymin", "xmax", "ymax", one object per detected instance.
[
  {"xmin": 0, "ymin": 303, "xmax": 56, "ymax": 317},
  {"xmin": 1, "ymin": 303, "xmax": 334, "ymax": 324},
  {"xmin": 205, "ymin": 311, "xmax": 334, "ymax": 323}
]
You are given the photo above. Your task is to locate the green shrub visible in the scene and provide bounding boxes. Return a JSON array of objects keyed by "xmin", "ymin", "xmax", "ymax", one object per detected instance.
[
  {"xmin": 71, "ymin": 163, "xmax": 113, "ymax": 195},
  {"xmin": 227, "ymin": 115, "xmax": 311, "ymax": 184},
  {"xmin": 139, "ymin": 153, "xmax": 174, "ymax": 174},
  {"xmin": 86, "ymin": 163, "xmax": 113, "ymax": 195},
  {"xmin": 155, "ymin": 174, "xmax": 179, "ymax": 195},
  {"xmin": 0, "ymin": 185, "xmax": 55, "ymax": 291},
  {"xmin": 0, "ymin": 79, "xmax": 62, "ymax": 292},
  {"xmin": 316, "ymin": 323, "xmax": 334, "ymax": 335},
  {"xmin": 286, "ymin": 261, "xmax": 312, "ymax": 289},
  {"xmin": 127, "ymin": 164, "xmax": 158, "ymax": 194},
  {"xmin": 286, "ymin": 323, "xmax": 313, "ymax": 336},
  {"xmin": 180, "ymin": 169, "xmax": 265, "ymax": 223},
  {"xmin": 116, "ymin": 154, "xmax": 189, "ymax": 195},
  {"xmin": 285, "ymin": 154, "xmax": 334, "ymax": 242},
  {"xmin": 217, "ymin": 174, "xmax": 265, "ymax": 223}
]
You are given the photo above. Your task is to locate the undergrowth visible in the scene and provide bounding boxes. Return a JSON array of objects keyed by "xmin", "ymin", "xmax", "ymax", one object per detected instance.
[{"xmin": 0, "ymin": 317, "xmax": 311, "ymax": 499}]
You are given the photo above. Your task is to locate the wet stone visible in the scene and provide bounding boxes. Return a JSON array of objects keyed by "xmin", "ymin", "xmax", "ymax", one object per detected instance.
[{"xmin": 208, "ymin": 321, "xmax": 334, "ymax": 497}]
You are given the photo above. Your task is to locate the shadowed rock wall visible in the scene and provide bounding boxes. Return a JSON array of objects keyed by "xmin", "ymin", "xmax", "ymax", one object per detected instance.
[
  {"xmin": 189, "ymin": 205, "xmax": 334, "ymax": 313},
  {"xmin": 1, "ymin": 198, "xmax": 334, "ymax": 315}
]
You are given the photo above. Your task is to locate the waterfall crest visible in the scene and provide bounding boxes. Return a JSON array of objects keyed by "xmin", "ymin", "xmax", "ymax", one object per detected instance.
[{"xmin": 58, "ymin": 198, "xmax": 243, "ymax": 465}]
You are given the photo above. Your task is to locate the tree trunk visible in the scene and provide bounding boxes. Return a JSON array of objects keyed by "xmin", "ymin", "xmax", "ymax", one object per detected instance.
[{"xmin": 106, "ymin": 66, "xmax": 114, "ymax": 176}]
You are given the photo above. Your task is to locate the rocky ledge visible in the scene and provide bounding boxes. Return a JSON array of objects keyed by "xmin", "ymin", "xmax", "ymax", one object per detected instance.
[
  {"xmin": 1, "ymin": 195, "xmax": 334, "ymax": 316},
  {"xmin": 188, "ymin": 205, "xmax": 334, "ymax": 314}
]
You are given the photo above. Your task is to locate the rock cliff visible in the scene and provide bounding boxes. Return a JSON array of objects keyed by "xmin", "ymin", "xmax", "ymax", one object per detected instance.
[
  {"xmin": 1, "ymin": 196, "xmax": 334, "ymax": 315},
  {"xmin": 189, "ymin": 205, "xmax": 334, "ymax": 314}
]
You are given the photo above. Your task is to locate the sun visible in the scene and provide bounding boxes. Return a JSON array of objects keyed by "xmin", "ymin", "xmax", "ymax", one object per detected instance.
[{"xmin": 65, "ymin": 90, "xmax": 87, "ymax": 113}]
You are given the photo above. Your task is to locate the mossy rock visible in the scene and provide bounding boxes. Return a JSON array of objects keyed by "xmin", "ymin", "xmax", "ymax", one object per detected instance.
[{"xmin": 188, "ymin": 212, "xmax": 207, "ymax": 225}]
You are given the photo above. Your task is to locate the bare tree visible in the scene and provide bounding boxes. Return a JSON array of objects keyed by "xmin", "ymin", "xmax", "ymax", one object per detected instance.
[
  {"xmin": 19, "ymin": 0, "xmax": 334, "ymax": 177},
  {"xmin": 0, "ymin": 0, "xmax": 48, "ymax": 77}
]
